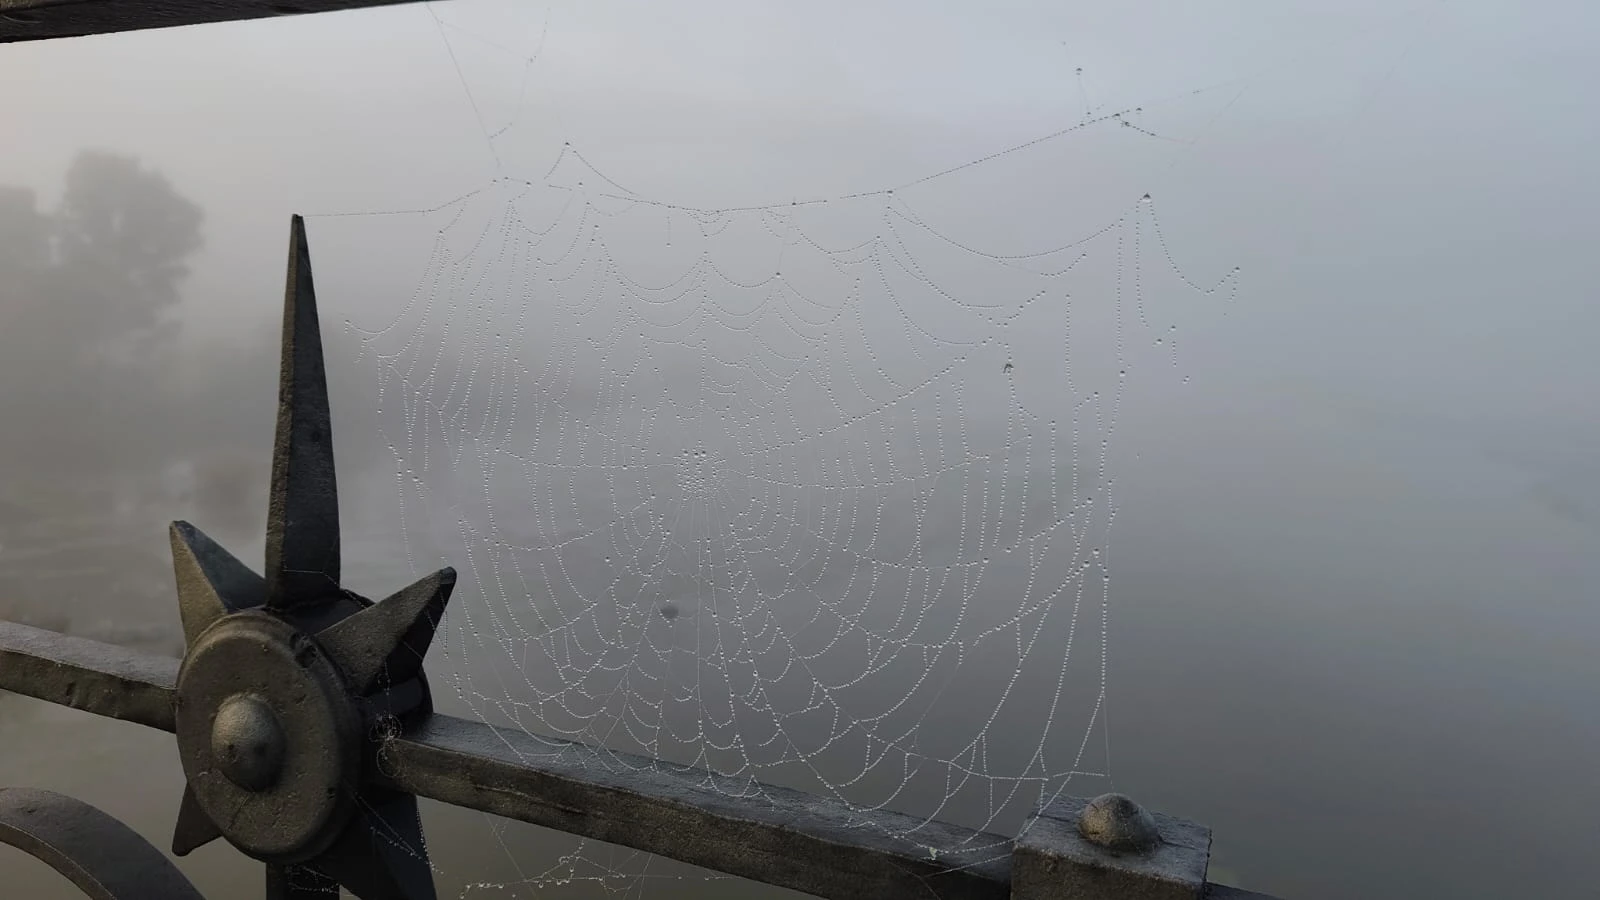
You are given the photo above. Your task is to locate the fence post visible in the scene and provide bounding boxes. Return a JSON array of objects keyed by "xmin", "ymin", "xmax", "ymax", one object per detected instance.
[{"xmin": 1011, "ymin": 793, "xmax": 1211, "ymax": 900}]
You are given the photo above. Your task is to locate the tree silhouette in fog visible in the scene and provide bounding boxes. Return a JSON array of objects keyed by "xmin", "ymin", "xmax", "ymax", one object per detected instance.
[
  {"xmin": 0, "ymin": 150, "xmax": 203, "ymax": 479},
  {"xmin": 56, "ymin": 150, "xmax": 203, "ymax": 359},
  {"xmin": 0, "ymin": 150, "xmax": 386, "ymax": 525},
  {"xmin": 0, "ymin": 151, "xmax": 398, "ymax": 640}
]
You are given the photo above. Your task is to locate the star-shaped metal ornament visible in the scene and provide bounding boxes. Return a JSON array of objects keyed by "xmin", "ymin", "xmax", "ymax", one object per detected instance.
[{"xmin": 166, "ymin": 216, "xmax": 452, "ymax": 900}]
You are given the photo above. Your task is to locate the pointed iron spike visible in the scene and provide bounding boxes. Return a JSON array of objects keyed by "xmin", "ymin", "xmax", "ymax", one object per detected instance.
[
  {"xmin": 170, "ymin": 521, "xmax": 267, "ymax": 646},
  {"xmin": 266, "ymin": 864, "xmax": 340, "ymax": 899},
  {"xmin": 316, "ymin": 569, "xmax": 455, "ymax": 695},
  {"xmin": 171, "ymin": 784, "xmax": 223, "ymax": 856},
  {"xmin": 311, "ymin": 792, "xmax": 437, "ymax": 900},
  {"xmin": 266, "ymin": 214, "xmax": 342, "ymax": 612}
]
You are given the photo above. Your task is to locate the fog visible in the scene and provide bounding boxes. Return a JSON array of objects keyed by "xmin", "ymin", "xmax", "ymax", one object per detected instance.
[{"xmin": 2, "ymin": 2, "xmax": 1598, "ymax": 898}]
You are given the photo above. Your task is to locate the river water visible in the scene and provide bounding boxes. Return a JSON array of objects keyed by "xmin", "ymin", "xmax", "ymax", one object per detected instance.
[{"xmin": 2, "ymin": 386, "xmax": 1596, "ymax": 899}]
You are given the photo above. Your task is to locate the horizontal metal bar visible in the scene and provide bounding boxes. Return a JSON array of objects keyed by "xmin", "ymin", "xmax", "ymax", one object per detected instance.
[
  {"xmin": 0, "ymin": 0, "xmax": 433, "ymax": 43},
  {"xmin": 0, "ymin": 623, "xmax": 1279, "ymax": 900},
  {"xmin": 378, "ymin": 715, "xmax": 1014, "ymax": 900},
  {"xmin": 0, "ymin": 621, "xmax": 178, "ymax": 732}
]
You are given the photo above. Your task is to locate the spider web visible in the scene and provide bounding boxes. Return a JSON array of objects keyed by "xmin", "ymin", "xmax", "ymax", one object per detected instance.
[{"xmin": 305, "ymin": 3, "xmax": 1251, "ymax": 895}]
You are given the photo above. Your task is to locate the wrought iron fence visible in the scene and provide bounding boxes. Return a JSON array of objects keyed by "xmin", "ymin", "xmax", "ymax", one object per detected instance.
[{"xmin": 0, "ymin": 5, "xmax": 1285, "ymax": 898}]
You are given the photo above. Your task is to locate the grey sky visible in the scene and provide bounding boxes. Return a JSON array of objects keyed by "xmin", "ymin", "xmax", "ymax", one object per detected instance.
[
  {"xmin": 2, "ymin": 2, "xmax": 1598, "ymax": 898},
  {"xmin": 5, "ymin": 0, "xmax": 1596, "ymax": 429}
]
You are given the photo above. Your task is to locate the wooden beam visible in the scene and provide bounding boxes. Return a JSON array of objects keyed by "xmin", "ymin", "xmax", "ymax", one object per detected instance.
[{"xmin": 0, "ymin": 0, "xmax": 434, "ymax": 43}]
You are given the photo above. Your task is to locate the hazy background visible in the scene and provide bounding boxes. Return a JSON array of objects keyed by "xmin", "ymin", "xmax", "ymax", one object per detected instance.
[{"xmin": 2, "ymin": 1, "xmax": 1598, "ymax": 898}]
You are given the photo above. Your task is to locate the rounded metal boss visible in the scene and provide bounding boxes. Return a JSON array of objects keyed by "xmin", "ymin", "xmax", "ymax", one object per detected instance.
[
  {"xmin": 1078, "ymin": 792, "xmax": 1162, "ymax": 854},
  {"xmin": 174, "ymin": 610, "xmax": 360, "ymax": 864},
  {"xmin": 210, "ymin": 694, "xmax": 287, "ymax": 792}
]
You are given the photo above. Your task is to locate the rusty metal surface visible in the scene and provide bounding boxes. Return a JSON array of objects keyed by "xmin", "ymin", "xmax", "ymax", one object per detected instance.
[
  {"xmin": 0, "ymin": 619, "xmax": 177, "ymax": 731},
  {"xmin": 0, "ymin": 787, "xmax": 206, "ymax": 899},
  {"xmin": 0, "ymin": 0, "xmax": 434, "ymax": 43}
]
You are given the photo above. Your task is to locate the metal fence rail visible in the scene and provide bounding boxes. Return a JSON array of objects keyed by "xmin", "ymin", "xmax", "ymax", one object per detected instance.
[
  {"xmin": 0, "ymin": 214, "xmax": 1282, "ymax": 900},
  {"xmin": 0, "ymin": 5, "xmax": 1285, "ymax": 898},
  {"xmin": 0, "ymin": 0, "xmax": 426, "ymax": 43}
]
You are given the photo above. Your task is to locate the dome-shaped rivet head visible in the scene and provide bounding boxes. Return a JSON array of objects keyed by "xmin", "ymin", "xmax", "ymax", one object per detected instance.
[
  {"xmin": 210, "ymin": 694, "xmax": 287, "ymax": 792},
  {"xmin": 1078, "ymin": 793, "xmax": 1161, "ymax": 853}
]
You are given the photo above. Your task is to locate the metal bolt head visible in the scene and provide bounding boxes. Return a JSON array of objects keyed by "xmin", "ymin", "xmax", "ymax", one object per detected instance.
[
  {"xmin": 210, "ymin": 694, "xmax": 287, "ymax": 792},
  {"xmin": 1078, "ymin": 792, "xmax": 1161, "ymax": 853},
  {"xmin": 177, "ymin": 611, "xmax": 360, "ymax": 862}
]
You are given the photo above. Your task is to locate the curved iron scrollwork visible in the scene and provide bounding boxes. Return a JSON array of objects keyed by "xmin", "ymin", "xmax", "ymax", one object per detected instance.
[{"xmin": 0, "ymin": 787, "xmax": 207, "ymax": 900}]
